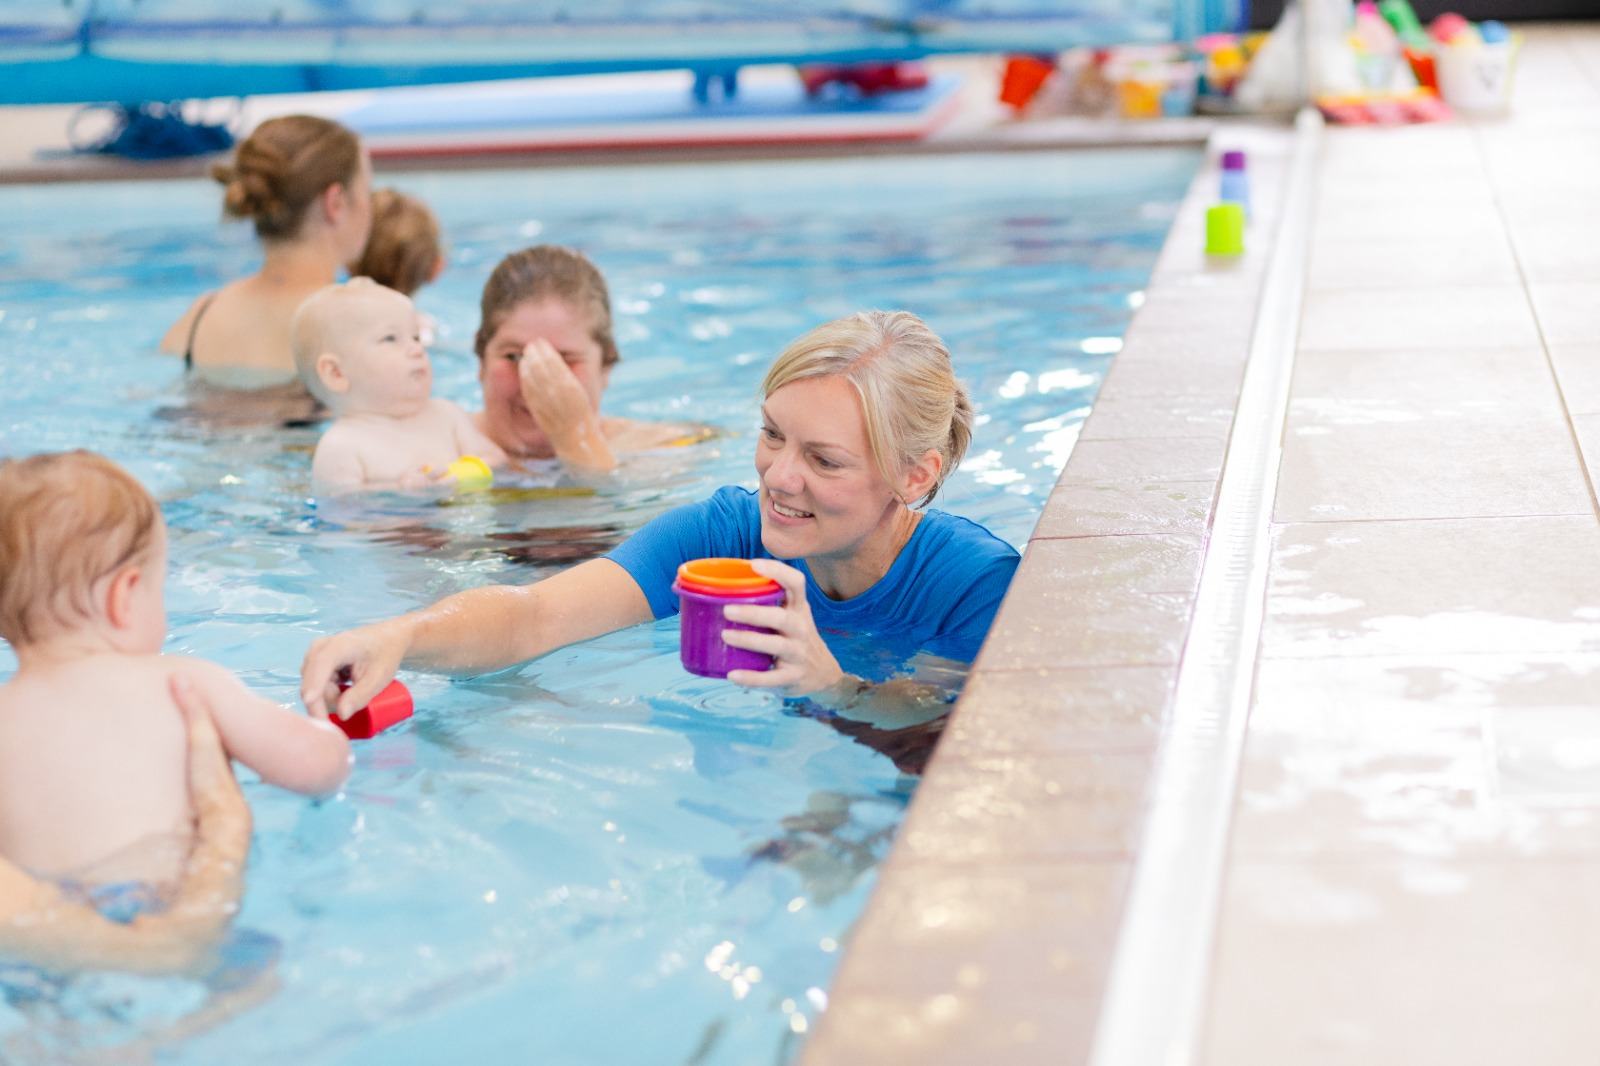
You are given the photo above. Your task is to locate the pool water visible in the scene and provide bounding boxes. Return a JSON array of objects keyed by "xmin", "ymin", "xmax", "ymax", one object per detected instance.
[{"xmin": 0, "ymin": 146, "xmax": 1196, "ymax": 1064}]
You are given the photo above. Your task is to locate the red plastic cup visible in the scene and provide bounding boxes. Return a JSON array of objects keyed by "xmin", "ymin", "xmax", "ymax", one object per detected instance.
[
  {"xmin": 332, "ymin": 678, "xmax": 413, "ymax": 739},
  {"xmin": 998, "ymin": 55, "xmax": 1055, "ymax": 112},
  {"xmin": 673, "ymin": 558, "xmax": 785, "ymax": 679}
]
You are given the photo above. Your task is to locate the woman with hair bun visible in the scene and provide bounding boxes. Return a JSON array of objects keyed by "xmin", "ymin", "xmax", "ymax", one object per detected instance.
[
  {"xmin": 161, "ymin": 114, "xmax": 372, "ymax": 386},
  {"xmin": 303, "ymin": 310, "xmax": 1019, "ymax": 719}
]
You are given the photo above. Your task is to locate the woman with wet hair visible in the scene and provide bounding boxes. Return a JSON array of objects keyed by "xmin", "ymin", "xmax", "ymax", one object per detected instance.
[
  {"xmin": 161, "ymin": 114, "xmax": 372, "ymax": 386},
  {"xmin": 303, "ymin": 309, "xmax": 1018, "ymax": 717},
  {"xmin": 470, "ymin": 245, "xmax": 704, "ymax": 472}
]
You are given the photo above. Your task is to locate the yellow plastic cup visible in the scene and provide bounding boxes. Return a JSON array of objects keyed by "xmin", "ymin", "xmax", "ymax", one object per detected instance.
[
  {"xmin": 1205, "ymin": 203, "xmax": 1246, "ymax": 257},
  {"xmin": 447, "ymin": 455, "xmax": 493, "ymax": 489}
]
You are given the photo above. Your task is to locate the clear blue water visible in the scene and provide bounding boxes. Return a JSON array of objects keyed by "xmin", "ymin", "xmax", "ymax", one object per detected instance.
[{"xmin": 0, "ymin": 146, "xmax": 1195, "ymax": 1064}]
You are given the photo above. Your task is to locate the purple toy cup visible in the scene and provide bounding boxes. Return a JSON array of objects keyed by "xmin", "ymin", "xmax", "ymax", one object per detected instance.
[{"xmin": 674, "ymin": 558, "xmax": 787, "ymax": 679}]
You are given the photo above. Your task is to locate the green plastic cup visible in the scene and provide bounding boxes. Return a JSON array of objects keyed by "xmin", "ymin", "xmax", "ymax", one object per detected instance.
[{"xmin": 1205, "ymin": 203, "xmax": 1246, "ymax": 256}]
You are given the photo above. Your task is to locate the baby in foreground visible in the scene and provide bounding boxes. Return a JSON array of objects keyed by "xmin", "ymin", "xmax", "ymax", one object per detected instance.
[
  {"xmin": 293, "ymin": 278, "xmax": 505, "ymax": 493},
  {"xmin": 0, "ymin": 452, "xmax": 349, "ymax": 904}
]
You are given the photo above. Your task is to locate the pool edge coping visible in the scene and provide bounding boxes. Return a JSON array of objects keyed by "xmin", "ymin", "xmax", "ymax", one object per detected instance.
[{"xmin": 799, "ymin": 117, "xmax": 1305, "ymax": 1065}]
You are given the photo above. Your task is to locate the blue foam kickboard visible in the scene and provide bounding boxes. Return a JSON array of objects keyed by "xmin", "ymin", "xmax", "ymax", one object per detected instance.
[{"xmin": 344, "ymin": 74, "xmax": 962, "ymax": 135}]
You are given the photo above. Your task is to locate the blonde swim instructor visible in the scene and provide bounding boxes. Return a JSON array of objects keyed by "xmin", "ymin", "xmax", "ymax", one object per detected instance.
[{"xmin": 302, "ymin": 311, "xmax": 1019, "ymax": 716}]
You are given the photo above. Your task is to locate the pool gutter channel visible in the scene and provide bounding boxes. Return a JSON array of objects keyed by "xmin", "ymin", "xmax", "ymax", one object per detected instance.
[
  {"xmin": 1088, "ymin": 106, "xmax": 1321, "ymax": 1066},
  {"xmin": 801, "ymin": 113, "xmax": 1314, "ymax": 1064}
]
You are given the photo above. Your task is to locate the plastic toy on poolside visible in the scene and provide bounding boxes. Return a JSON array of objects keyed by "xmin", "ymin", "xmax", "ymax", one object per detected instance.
[
  {"xmin": 332, "ymin": 674, "xmax": 414, "ymax": 739},
  {"xmin": 1219, "ymin": 149, "xmax": 1250, "ymax": 217},
  {"xmin": 799, "ymin": 62, "xmax": 929, "ymax": 99},
  {"xmin": 997, "ymin": 55, "xmax": 1057, "ymax": 113},
  {"xmin": 1205, "ymin": 203, "xmax": 1245, "ymax": 257},
  {"xmin": 673, "ymin": 558, "xmax": 785, "ymax": 679}
]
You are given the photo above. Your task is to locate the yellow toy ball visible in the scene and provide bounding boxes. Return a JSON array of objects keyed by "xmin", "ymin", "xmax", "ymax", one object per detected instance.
[{"xmin": 447, "ymin": 455, "xmax": 493, "ymax": 489}]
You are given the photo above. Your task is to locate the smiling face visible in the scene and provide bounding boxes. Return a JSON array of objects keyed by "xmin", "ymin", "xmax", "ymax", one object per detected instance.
[
  {"xmin": 477, "ymin": 297, "xmax": 611, "ymax": 457},
  {"xmin": 755, "ymin": 375, "xmax": 907, "ymax": 565},
  {"xmin": 323, "ymin": 285, "xmax": 431, "ymax": 416}
]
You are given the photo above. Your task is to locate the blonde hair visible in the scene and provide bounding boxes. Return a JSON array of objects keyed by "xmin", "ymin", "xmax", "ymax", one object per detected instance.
[
  {"xmin": 763, "ymin": 311, "xmax": 972, "ymax": 507},
  {"xmin": 211, "ymin": 114, "xmax": 363, "ymax": 241},
  {"xmin": 473, "ymin": 245, "xmax": 619, "ymax": 368},
  {"xmin": 349, "ymin": 188, "xmax": 442, "ymax": 296},
  {"xmin": 290, "ymin": 278, "xmax": 404, "ymax": 405},
  {"xmin": 0, "ymin": 451, "xmax": 161, "ymax": 645}
]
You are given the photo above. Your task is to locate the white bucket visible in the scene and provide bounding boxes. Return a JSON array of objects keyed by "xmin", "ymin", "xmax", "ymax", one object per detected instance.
[{"xmin": 1436, "ymin": 37, "xmax": 1520, "ymax": 116}]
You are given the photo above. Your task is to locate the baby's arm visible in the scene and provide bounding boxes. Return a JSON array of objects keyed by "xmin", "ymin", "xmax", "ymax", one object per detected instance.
[
  {"xmin": 444, "ymin": 400, "xmax": 508, "ymax": 466},
  {"xmin": 179, "ymin": 659, "xmax": 351, "ymax": 796},
  {"xmin": 310, "ymin": 426, "xmax": 370, "ymax": 494}
]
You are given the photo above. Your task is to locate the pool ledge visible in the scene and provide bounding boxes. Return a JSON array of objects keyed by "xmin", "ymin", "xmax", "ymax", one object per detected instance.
[{"xmin": 802, "ymin": 118, "xmax": 1301, "ymax": 1064}]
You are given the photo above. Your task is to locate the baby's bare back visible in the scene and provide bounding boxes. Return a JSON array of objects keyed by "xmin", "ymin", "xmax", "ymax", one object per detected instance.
[{"xmin": 0, "ymin": 654, "xmax": 191, "ymax": 886}]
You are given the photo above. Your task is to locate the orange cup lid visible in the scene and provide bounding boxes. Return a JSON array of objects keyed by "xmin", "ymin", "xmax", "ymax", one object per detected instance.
[{"xmin": 676, "ymin": 557, "xmax": 781, "ymax": 595}]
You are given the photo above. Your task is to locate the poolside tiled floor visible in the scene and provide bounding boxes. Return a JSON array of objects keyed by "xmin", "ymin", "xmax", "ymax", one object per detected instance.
[
  {"xmin": 810, "ymin": 20, "xmax": 1600, "ymax": 1066},
  {"xmin": 1201, "ymin": 26, "xmax": 1600, "ymax": 1063}
]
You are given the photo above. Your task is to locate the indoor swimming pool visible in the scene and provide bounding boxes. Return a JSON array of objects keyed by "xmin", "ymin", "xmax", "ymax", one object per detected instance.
[{"xmin": 0, "ymin": 145, "xmax": 1196, "ymax": 1064}]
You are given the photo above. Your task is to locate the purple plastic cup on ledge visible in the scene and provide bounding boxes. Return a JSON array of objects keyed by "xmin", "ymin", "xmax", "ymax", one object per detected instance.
[{"xmin": 674, "ymin": 558, "xmax": 787, "ymax": 679}]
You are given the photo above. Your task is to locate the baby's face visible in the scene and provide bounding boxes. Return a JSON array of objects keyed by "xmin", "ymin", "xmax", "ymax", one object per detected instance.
[{"xmin": 335, "ymin": 288, "xmax": 432, "ymax": 415}]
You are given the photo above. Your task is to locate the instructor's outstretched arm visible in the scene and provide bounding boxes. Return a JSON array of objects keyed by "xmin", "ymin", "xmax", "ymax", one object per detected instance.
[{"xmin": 302, "ymin": 557, "xmax": 652, "ymax": 720}]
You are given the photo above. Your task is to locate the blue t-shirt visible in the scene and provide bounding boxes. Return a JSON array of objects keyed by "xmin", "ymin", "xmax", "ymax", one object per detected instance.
[{"xmin": 606, "ymin": 486, "xmax": 1019, "ymax": 667}]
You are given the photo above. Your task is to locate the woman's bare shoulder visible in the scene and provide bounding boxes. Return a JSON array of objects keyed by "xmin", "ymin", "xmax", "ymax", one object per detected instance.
[
  {"xmin": 602, "ymin": 417, "xmax": 717, "ymax": 452},
  {"xmin": 159, "ymin": 291, "xmax": 217, "ymax": 354}
]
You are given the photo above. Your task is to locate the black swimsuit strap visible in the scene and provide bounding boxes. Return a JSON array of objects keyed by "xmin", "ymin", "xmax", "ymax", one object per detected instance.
[{"xmin": 183, "ymin": 292, "xmax": 218, "ymax": 370}]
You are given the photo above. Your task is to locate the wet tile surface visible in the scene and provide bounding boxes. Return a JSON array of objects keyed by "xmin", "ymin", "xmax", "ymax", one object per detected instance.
[
  {"xmin": 803, "ymin": 985, "xmax": 1104, "ymax": 1066},
  {"xmin": 948, "ymin": 666, "xmax": 1172, "ymax": 754},
  {"xmin": 1233, "ymin": 654, "xmax": 1600, "ymax": 862},
  {"xmin": 978, "ymin": 534, "xmax": 1202, "ymax": 669},
  {"xmin": 1308, "ymin": 232, "xmax": 1522, "ymax": 289},
  {"xmin": 1078, "ymin": 393, "xmax": 1234, "ymax": 441},
  {"xmin": 1288, "ymin": 345, "xmax": 1561, "ymax": 416},
  {"xmin": 1204, "ymin": 859, "xmax": 1600, "ymax": 1066},
  {"xmin": 1299, "ymin": 286, "xmax": 1541, "ymax": 352},
  {"xmin": 833, "ymin": 860, "xmax": 1132, "ymax": 998},
  {"xmin": 1275, "ymin": 415, "xmax": 1590, "ymax": 522},
  {"xmin": 1061, "ymin": 437, "xmax": 1225, "ymax": 484},
  {"xmin": 896, "ymin": 751, "xmax": 1155, "ymax": 863},
  {"xmin": 1529, "ymin": 282, "xmax": 1600, "ymax": 344},
  {"xmin": 1262, "ymin": 516, "xmax": 1600, "ymax": 659},
  {"xmin": 1546, "ymin": 345, "xmax": 1600, "ymax": 415},
  {"xmin": 1033, "ymin": 480, "xmax": 1215, "ymax": 538}
]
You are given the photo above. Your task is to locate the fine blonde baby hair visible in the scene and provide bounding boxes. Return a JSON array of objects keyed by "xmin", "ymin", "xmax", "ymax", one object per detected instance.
[
  {"xmin": 762, "ymin": 310, "xmax": 973, "ymax": 507},
  {"xmin": 349, "ymin": 188, "xmax": 442, "ymax": 297},
  {"xmin": 0, "ymin": 451, "xmax": 161, "ymax": 645},
  {"xmin": 290, "ymin": 277, "xmax": 393, "ymax": 405}
]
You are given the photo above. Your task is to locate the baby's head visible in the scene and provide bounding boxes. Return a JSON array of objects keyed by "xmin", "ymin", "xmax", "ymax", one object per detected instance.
[
  {"xmin": 292, "ymin": 278, "xmax": 432, "ymax": 418},
  {"xmin": 0, "ymin": 451, "xmax": 167, "ymax": 653},
  {"xmin": 348, "ymin": 188, "xmax": 443, "ymax": 297}
]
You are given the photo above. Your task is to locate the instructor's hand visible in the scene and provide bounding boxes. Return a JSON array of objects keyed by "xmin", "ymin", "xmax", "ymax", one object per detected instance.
[
  {"xmin": 301, "ymin": 619, "xmax": 412, "ymax": 720},
  {"xmin": 722, "ymin": 559, "xmax": 845, "ymax": 696}
]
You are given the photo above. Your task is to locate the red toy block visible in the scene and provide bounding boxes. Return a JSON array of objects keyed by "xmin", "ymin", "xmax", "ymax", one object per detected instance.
[{"xmin": 332, "ymin": 679, "xmax": 413, "ymax": 739}]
